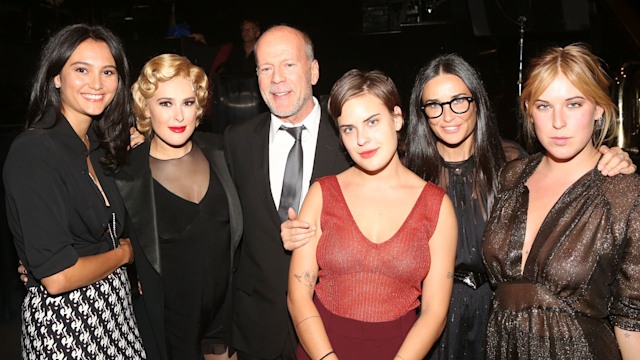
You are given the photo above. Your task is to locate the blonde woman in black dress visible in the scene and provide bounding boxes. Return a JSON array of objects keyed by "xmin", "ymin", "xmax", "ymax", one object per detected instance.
[{"xmin": 117, "ymin": 54, "xmax": 241, "ymax": 360}]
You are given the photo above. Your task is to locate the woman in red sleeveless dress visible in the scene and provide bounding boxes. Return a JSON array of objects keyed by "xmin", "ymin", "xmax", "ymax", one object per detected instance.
[{"xmin": 287, "ymin": 69, "xmax": 458, "ymax": 360}]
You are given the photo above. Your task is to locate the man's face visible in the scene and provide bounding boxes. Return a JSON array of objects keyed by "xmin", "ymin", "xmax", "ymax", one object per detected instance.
[
  {"xmin": 255, "ymin": 27, "xmax": 319, "ymax": 125},
  {"xmin": 241, "ymin": 22, "xmax": 260, "ymax": 43}
]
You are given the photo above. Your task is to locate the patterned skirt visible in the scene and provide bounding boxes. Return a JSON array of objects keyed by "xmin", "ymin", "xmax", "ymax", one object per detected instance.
[{"xmin": 21, "ymin": 267, "xmax": 146, "ymax": 359}]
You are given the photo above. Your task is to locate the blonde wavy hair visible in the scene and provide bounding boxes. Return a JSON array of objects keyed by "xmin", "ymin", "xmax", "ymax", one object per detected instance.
[
  {"xmin": 131, "ymin": 54, "xmax": 209, "ymax": 138},
  {"xmin": 520, "ymin": 43, "xmax": 617, "ymax": 149}
]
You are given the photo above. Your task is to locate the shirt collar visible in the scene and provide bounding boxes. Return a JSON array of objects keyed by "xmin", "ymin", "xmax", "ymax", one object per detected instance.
[
  {"xmin": 269, "ymin": 97, "xmax": 320, "ymax": 140},
  {"xmin": 44, "ymin": 109, "xmax": 101, "ymax": 158}
]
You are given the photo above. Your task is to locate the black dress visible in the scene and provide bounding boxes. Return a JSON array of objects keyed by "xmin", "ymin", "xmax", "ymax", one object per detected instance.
[
  {"xmin": 154, "ymin": 166, "xmax": 230, "ymax": 359},
  {"xmin": 427, "ymin": 156, "xmax": 492, "ymax": 360},
  {"xmin": 427, "ymin": 140, "xmax": 527, "ymax": 360}
]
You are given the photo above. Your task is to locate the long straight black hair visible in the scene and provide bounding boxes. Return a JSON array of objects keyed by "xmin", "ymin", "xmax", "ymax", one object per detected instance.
[
  {"xmin": 27, "ymin": 23, "xmax": 132, "ymax": 172},
  {"xmin": 404, "ymin": 54, "xmax": 506, "ymax": 214}
]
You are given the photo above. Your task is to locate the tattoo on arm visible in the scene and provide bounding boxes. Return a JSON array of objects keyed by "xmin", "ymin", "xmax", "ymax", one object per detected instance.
[
  {"xmin": 447, "ymin": 272, "xmax": 452, "ymax": 279},
  {"xmin": 294, "ymin": 270, "xmax": 317, "ymax": 288},
  {"xmin": 624, "ymin": 332, "xmax": 631, "ymax": 338}
]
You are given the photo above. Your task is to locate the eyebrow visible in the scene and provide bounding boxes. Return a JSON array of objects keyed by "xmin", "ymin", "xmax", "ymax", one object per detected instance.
[
  {"xmin": 156, "ymin": 96, "xmax": 196, "ymax": 101},
  {"xmin": 423, "ymin": 92, "xmax": 468, "ymax": 103},
  {"xmin": 338, "ymin": 113, "xmax": 380, "ymax": 129},
  {"xmin": 362, "ymin": 113, "xmax": 380, "ymax": 123},
  {"xmin": 69, "ymin": 61, "xmax": 116, "ymax": 69},
  {"xmin": 534, "ymin": 95, "xmax": 586, "ymax": 102}
]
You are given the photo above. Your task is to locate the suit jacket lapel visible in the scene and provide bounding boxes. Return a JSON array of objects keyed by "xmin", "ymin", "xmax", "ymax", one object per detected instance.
[
  {"xmin": 115, "ymin": 142, "xmax": 162, "ymax": 274},
  {"xmin": 311, "ymin": 110, "xmax": 349, "ymax": 182},
  {"xmin": 251, "ymin": 117, "xmax": 282, "ymax": 227}
]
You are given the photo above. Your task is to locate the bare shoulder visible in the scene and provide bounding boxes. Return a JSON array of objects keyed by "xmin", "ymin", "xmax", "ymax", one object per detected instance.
[{"xmin": 307, "ymin": 181, "xmax": 324, "ymax": 197}]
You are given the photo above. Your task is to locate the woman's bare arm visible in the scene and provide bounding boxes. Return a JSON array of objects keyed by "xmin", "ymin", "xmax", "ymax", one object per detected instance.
[{"xmin": 395, "ymin": 195, "xmax": 458, "ymax": 359}]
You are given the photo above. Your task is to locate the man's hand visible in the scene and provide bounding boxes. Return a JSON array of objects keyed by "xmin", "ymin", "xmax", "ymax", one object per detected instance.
[{"xmin": 280, "ymin": 208, "xmax": 316, "ymax": 251}]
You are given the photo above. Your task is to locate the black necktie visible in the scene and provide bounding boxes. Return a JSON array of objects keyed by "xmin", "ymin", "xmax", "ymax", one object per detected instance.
[{"xmin": 278, "ymin": 125, "xmax": 304, "ymax": 222}]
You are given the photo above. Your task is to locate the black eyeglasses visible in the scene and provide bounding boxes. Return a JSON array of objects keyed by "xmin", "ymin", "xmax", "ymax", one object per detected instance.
[{"xmin": 420, "ymin": 97, "xmax": 475, "ymax": 119}]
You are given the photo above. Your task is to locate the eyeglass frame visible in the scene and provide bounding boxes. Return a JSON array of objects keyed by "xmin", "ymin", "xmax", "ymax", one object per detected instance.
[{"xmin": 420, "ymin": 96, "xmax": 475, "ymax": 119}]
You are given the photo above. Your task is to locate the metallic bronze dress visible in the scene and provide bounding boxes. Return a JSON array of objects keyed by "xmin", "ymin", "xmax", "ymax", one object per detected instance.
[{"xmin": 482, "ymin": 153, "xmax": 640, "ymax": 359}]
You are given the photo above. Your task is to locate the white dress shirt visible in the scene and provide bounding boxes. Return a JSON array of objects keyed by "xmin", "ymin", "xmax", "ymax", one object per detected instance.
[{"xmin": 269, "ymin": 97, "xmax": 320, "ymax": 213}]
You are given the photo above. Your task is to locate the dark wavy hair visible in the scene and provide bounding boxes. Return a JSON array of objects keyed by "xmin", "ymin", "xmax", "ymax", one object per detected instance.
[
  {"xmin": 328, "ymin": 69, "xmax": 401, "ymax": 120},
  {"xmin": 328, "ymin": 69, "xmax": 405, "ymax": 154},
  {"xmin": 404, "ymin": 54, "xmax": 506, "ymax": 213},
  {"xmin": 26, "ymin": 23, "xmax": 132, "ymax": 172}
]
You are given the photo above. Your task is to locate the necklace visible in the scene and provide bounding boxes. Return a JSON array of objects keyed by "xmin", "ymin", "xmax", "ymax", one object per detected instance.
[{"xmin": 87, "ymin": 168, "xmax": 111, "ymax": 206}]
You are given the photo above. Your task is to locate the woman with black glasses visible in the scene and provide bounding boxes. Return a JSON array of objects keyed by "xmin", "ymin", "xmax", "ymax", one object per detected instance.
[{"xmin": 403, "ymin": 53, "xmax": 636, "ymax": 360}]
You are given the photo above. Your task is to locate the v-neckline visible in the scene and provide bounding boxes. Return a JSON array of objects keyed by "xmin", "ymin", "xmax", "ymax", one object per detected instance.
[
  {"xmin": 153, "ymin": 176, "xmax": 210, "ymax": 206},
  {"xmin": 331, "ymin": 176, "xmax": 427, "ymax": 247},
  {"xmin": 519, "ymin": 162, "xmax": 598, "ymax": 277}
]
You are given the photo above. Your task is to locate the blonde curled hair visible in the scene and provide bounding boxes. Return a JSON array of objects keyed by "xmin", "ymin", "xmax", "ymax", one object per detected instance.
[
  {"xmin": 131, "ymin": 54, "xmax": 209, "ymax": 138},
  {"xmin": 520, "ymin": 43, "xmax": 617, "ymax": 150}
]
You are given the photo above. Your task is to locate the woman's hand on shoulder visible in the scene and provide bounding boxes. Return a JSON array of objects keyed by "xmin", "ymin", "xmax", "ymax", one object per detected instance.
[
  {"xmin": 598, "ymin": 145, "xmax": 636, "ymax": 176},
  {"xmin": 129, "ymin": 127, "xmax": 144, "ymax": 150}
]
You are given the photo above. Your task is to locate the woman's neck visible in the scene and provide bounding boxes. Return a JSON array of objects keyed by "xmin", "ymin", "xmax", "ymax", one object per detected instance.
[
  {"xmin": 353, "ymin": 153, "xmax": 410, "ymax": 184},
  {"xmin": 437, "ymin": 139, "xmax": 474, "ymax": 162},
  {"xmin": 539, "ymin": 145, "xmax": 600, "ymax": 181},
  {"xmin": 150, "ymin": 138, "xmax": 193, "ymax": 160}
]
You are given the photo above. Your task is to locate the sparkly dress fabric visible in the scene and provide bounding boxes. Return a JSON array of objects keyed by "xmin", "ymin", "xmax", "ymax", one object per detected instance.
[
  {"xmin": 153, "ymin": 165, "xmax": 230, "ymax": 359},
  {"xmin": 482, "ymin": 153, "xmax": 640, "ymax": 360}
]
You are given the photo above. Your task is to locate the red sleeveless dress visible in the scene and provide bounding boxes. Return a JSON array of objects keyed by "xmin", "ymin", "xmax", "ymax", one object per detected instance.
[{"xmin": 297, "ymin": 175, "xmax": 445, "ymax": 359}]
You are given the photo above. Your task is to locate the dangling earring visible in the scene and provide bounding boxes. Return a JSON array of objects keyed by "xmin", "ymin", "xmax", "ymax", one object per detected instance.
[{"xmin": 594, "ymin": 115, "xmax": 603, "ymax": 129}]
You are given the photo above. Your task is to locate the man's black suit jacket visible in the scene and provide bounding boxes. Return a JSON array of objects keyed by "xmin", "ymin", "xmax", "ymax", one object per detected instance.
[
  {"xmin": 115, "ymin": 132, "xmax": 243, "ymax": 360},
  {"xmin": 224, "ymin": 109, "xmax": 350, "ymax": 358}
]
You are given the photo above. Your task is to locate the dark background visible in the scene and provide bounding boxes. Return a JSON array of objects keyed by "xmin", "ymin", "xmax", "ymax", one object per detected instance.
[
  {"xmin": 0, "ymin": 0, "xmax": 639, "ymax": 356},
  {"xmin": 1, "ymin": 0, "xmax": 639, "ymax": 136}
]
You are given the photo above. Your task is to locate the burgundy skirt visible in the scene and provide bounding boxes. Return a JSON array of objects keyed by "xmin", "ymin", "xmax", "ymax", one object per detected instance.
[{"xmin": 296, "ymin": 297, "xmax": 417, "ymax": 359}]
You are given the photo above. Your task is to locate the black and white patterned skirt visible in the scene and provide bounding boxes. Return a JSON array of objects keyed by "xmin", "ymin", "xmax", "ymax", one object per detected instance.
[{"xmin": 21, "ymin": 267, "xmax": 146, "ymax": 359}]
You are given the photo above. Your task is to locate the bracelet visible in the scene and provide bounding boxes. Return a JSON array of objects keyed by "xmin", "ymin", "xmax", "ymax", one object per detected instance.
[{"xmin": 319, "ymin": 350, "xmax": 334, "ymax": 360}]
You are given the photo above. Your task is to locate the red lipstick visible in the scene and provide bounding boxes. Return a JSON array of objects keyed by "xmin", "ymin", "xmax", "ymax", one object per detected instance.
[
  {"xmin": 169, "ymin": 126, "xmax": 186, "ymax": 133},
  {"xmin": 360, "ymin": 149, "xmax": 378, "ymax": 159}
]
